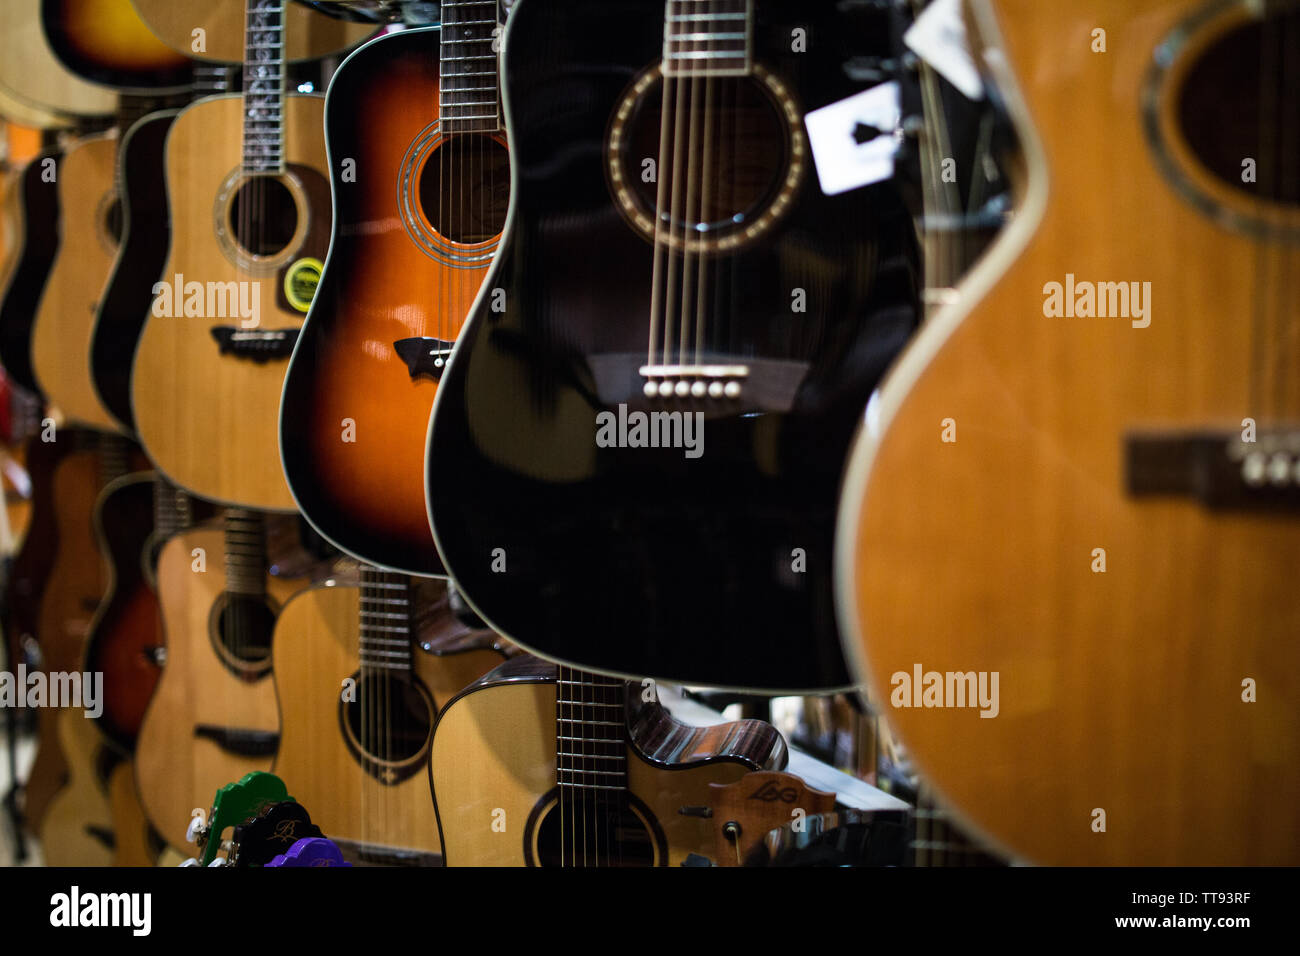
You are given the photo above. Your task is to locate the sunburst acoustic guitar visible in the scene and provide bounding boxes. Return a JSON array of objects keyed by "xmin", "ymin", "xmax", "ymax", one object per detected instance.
[
  {"xmin": 835, "ymin": 0, "xmax": 1300, "ymax": 865},
  {"xmin": 280, "ymin": 15, "xmax": 509, "ymax": 576}
]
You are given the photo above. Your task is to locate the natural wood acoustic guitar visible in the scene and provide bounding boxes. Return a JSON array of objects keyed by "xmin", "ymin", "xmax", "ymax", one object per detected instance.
[{"xmin": 836, "ymin": 0, "xmax": 1300, "ymax": 865}]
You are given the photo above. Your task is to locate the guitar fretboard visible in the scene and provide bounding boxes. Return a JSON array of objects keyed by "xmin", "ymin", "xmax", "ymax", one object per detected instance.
[
  {"xmin": 153, "ymin": 477, "xmax": 193, "ymax": 539},
  {"xmin": 555, "ymin": 667, "xmax": 628, "ymax": 792},
  {"xmin": 440, "ymin": 0, "xmax": 502, "ymax": 134},
  {"xmin": 359, "ymin": 568, "xmax": 413, "ymax": 675},
  {"xmin": 242, "ymin": 0, "xmax": 287, "ymax": 174},
  {"xmin": 663, "ymin": 0, "xmax": 753, "ymax": 77},
  {"xmin": 224, "ymin": 509, "xmax": 267, "ymax": 597}
]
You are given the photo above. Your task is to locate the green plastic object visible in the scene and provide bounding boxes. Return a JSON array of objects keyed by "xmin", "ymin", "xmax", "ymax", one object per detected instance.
[{"xmin": 198, "ymin": 772, "xmax": 295, "ymax": 866}]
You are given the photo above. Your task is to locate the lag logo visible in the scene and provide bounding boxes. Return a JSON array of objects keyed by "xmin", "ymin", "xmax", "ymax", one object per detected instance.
[{"xmin": 749, "ymin": 780, "xmax": 799, "ymax": 803}]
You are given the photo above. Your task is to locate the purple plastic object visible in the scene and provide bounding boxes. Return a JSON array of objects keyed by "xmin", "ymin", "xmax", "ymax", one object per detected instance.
[{"xmin": 265, "ymin": 837, "xmax": 352, "ymax": 867}]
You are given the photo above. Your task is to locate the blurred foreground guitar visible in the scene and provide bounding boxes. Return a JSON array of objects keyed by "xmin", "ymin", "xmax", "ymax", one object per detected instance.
[{"xmin": 836, "ymin": 0, "xmax": 1300, "ymax": 865}]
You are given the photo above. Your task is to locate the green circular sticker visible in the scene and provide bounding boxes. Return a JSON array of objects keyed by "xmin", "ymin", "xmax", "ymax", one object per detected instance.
[{"xmin": 284, "ymin": 257, "xmax": 323, "ymax": 313}]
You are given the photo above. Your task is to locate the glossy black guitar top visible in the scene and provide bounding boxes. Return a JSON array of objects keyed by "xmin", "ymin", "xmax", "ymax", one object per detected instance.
[{"xmin": 427, "ymin": 0, "xmax": 919, "ymax": 690}]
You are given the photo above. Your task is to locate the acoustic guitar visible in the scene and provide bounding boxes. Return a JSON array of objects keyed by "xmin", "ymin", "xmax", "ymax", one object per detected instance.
[
  {"xmin": 272, "ymin": 569, "xmax": 507, "ymax": 864},
  {"xmin": 31, "ymin": 125, "xmax": 125, "ymax": 432},
  {"xmin": 23, "ymin": 431, "xmax": 139, "ymax": 834},
  {"xmin": 0, "ymin": 143, "xmax": 62, "ymax": 397},
  {"xmin": 41, "ymin": 0, "xmax": 194, "ymax": 95},
  {"xmin": 134, "ymin": 511, "xmax": 308, "ymax": 852},
  {"xmin": 425, "ymin": 0, "xmax": 920, "ymax": 690},
  {"xmin": 281, "ymin": 17, "xmax": 509, "ymax": 575},
  {"xmin": 83, "ymin": 474, "xmax": 201, "ymax": 753},
  {"xmin": 130, "ymin": 0, "xmax": 376, "ymax": 66},
  {"xmin": 132, "ymin": 0, "xmax": 331, "ymax": 510},
  {"xmin": 835, "ymin": 0, "xmax": 1300, "ymax": 864},
  {"xmin": 92, "ymin": 68, "xmax": 235, "ymax": 434},
  {"xmin": 0, "ymin": 0, "xmax": 115, "ymax": 119},
  {"xmin": 430, "ymin": 655, "xmax": 787, "ymax": 866}
]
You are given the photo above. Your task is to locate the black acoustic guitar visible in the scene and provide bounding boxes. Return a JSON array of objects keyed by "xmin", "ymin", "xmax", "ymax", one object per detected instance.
[{"xmin": 426, "ymin": 0, "xmax": 919, "ymax": 690}]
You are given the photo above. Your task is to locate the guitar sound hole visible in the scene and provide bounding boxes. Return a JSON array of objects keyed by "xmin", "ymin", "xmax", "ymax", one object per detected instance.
[
  {"xmin": 530, "ymin": 794, "xmax": 657, "ymax": 867},
  {"xmin": 342, "ymin": 673, "xmax": 432, "ymax": 764},
  {"xmin": 228, "ymin": 176, "xmax": 299, "ymax": 256},
  {"xmin": 618, "ymin": 73, "xmax": 790, "ymax": 240},
  {"xmin": 211, "ymin": 594, "xmax": 277, "ymax": 676},
  {"xmin": 418, "ymin": 133, "xmax": 511, "ymax": 243},
  {"xmin": 1177, "ymin": 9, "xmax": 1300, "ymax": 206}
]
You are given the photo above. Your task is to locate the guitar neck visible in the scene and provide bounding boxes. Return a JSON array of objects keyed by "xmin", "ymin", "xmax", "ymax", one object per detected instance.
[
  {"xmin": 359, "ymin": 567, "xmax": 413, "ymax": 676},
  {"xmin": 242, "ymin": 0, "xmax": 287, "ymax": 175},
  {"xmin": 439, "ymin": 0, "xmax": 502, "ymax": 133},
  {"xmin": 223, "ymin": 509, "xmax": 267, "ymax": 597},
  {"xmin": 663, "ymin": 0, "xmax": 753, "ymax": 77},
  {"xmin": 555, "ymin": 667, "xmax": 628, "ymax": 793},
  {"xmin": 152, "ymin": 476, "xmax": 193, "ymax": 539}
]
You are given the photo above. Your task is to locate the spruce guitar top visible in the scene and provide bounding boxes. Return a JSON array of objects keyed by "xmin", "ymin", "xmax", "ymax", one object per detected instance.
[
  {"xmin": 132, "ymin": 0, "xmax": 331, "ymax": 510},
  {"xmin": 836, "ymin": 0, "xmax": 1300, "ymax": 865}
]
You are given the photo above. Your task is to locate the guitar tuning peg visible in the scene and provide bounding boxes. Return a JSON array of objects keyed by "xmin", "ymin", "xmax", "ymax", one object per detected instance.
[
  {"xmin": 206, "ymin": 857, "xmax": 227, "ymax": 867},
  {"xmin": 178, "ymin": 858, "xmax": 200, "ymax": 867},
  {"xmin": 185, "ymin": 816, "xmax": 206, "ymax": 844}
]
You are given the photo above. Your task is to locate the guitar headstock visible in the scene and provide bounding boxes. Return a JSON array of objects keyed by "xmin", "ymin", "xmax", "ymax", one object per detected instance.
[{"xmin": 186, "ymin": 771, "xmax": 293, "ymax": 867}]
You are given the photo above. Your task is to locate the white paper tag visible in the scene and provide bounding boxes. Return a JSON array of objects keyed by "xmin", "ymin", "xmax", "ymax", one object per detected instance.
[
  {"xmin": 804, "ymin": 81, "xmax": 901, "ymax": 196},
  {"xmin": 903, "ymin": 0, "xmax": 985, "ymax": 101}
]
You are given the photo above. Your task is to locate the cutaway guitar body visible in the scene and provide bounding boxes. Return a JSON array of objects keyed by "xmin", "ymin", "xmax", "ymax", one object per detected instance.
[
  {"xmin": 837, "ymin": 0, "xmax": 1300, "ymax": 865},
  {"xmin": 281, "ymin": 25, "xmax": 507, "ymax": 575},
  {"xmin": 134, "ymin": 522, "xmax": 305, "ymax": 852},
  {"xmin": 272, "ymin": 579, "xmax": 505, "ymax": 864},
  {"xmin": 430, "ymin": 655, "xmax": 787, "ymax": 866},
  {"xmin": 32, "ymin": 128, "xmax": 123, "ymax": 432},
  {"xmin": 132, "ymin": 91, "xmax": 330, "ymax": 510}
]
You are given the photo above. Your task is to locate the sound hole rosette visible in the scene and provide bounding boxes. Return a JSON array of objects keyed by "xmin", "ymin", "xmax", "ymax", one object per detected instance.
[
  {"xmin": 213, "ymin": 166, "xmax": 311, "ymax": 273},
  {"xmin": 605, "ymin": 62, "xmax": 807, "ymax": 255},
  {"xmin": 522, "ymin": 786, "xmax": 668, "ymax": 867},
  {"xmin": 1142, "ymin": 0, "xmax": 1300, "ymax": 239},
  {"xmin": 397, "ymin": 121, "xmax": 508, "ymax": 269},
  {"xmin": 337, "ymin": 670, "xmax": 435, "ymax": 787},
  {"xmin": 206, "ymin": 590, "xmax": 280, "ymax": 681}
]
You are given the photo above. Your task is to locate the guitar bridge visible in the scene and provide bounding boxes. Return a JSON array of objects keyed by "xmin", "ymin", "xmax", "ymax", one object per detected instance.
[
  {"xmin": 210, "ymin": 327, "xmax": 299, "ymax": 362},
  {"xmin": 194, "ymin": 724, "xmax": 280, "ymax": 757},
  {"xmin": 394, "ymin": 337, "xmax": 456, "ymax": 381},
  {"xmin": 1125, "ymin": 428, "xmax": 1300, "ymax": 511}
]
